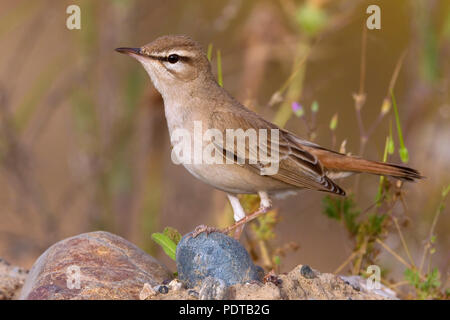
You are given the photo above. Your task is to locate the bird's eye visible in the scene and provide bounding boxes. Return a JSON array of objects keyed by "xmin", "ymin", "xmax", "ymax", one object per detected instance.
[{"xmin": 167, "ymin": 54, "xmax": 180, "ymax": 64}]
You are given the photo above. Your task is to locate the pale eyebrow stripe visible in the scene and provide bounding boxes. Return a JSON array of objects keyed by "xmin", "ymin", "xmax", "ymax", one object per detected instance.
[
  {"xmin": 166, "ymin": 50, "xmax": 196, "ymax": 58},
  {"xmin": 143, "ymin": 48, "xmax": 196, "ymax": 60}
]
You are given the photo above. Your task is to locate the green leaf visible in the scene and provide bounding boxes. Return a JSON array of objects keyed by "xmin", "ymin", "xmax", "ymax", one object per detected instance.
[
  {"xmin": 367, "ymin": 213, "xmax": 387, "ymax": 237},
  {"xmin": 163, "ymin": 227, "xmax": 182, "ymax": 245},
  {"xmin": 421, "ymin": 268, "xmax": 441, "ymax": 291},
  {"xmin": 151, "ymin": 233, "xmax": 177, "ymax": 261},
  {"xmin": 404, "ymin": 268, "xmax": 420, "ymax": 287},
  {"xmin": 322, "ymin": 195, "xmax": 360, "ymax": 235},
  {"xmin": 404, "ymin": 267, "xmax": 441, "ymax": 299},
  {"xmin": 329, "ymin": 113, "xmax": 338, "ymax": 131},
  {"xmin": 322, "ymin": 195, "xmax": 340, "ymax": 220},
  {"xmin": 207, "ymin": 43, "xmax": 213, "ymax": 62}
]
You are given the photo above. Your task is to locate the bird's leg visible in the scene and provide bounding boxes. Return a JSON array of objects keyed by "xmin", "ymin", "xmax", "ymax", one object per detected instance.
[
  {"xmin": 190, "ymin": 192, "xmax": 272, "ymax": 240},
  {"xmin": 223, "ymin": 191, "xmax": 272, "ymax": 238},
  {"xmin": 189, "ymin": 194, "xmax": 246, "ymax": 239},
  {"xmin": 233, "ymin": 224, "xmax": 246, "ymax": 240},
  {"xmin": 227, "ymin": 194, "xmax": 247, "ymax": 239}
]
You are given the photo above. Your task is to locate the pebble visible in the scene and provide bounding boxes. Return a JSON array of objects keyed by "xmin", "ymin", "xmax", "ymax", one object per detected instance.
[
  {"xmin": 139, "ymin": 283, "xmax": 157, "ymax": 300},
  {"xmin": 168, "ymin": 279, "xmax": 183, "ymax": 291},
  {"xmin": 188, "ymin": 289, "xmax": 199, "ymax": 299},
  {"xmin": 300, "ymin": 265, "xmax": 316, "ymax": 279},
  {"xmin": 158, "ymin": 285, "xmax": 169, "ymax": 294}
]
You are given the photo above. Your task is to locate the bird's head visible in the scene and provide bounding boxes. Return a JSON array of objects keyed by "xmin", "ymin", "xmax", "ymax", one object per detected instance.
[{"xmin": 116, "ymin": 35, "xmax": 214, "ymax": 96}]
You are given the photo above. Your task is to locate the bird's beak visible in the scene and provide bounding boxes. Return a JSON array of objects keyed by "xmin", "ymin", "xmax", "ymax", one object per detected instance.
[{"xmin": 115, "ymin": 47, "xmax": 142, "ymax": 56}]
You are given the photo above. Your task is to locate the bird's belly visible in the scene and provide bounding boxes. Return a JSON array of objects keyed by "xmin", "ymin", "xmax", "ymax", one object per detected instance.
[
  {"xmin": 182, "ymin": 162, "xmax": 290, "ymax": 194},
  {"xmin": 165, "ymin": 108, "xmax": 293, "ymax": 194}
]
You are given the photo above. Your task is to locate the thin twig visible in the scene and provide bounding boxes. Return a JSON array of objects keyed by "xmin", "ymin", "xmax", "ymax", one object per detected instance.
[
  {"xmin": 387, "ymin": 50, "xmax": 408, "ymax": 94},
  {"xmin": 418, "ymin": 190, "xmax": 448, "ymax": 275},
  {"xmin": 359, "ymin": 25, "xmax": 367, "ymax": 96},
  {"xmin": 393, "ymin": 216, "xmax": 416, "ymax": 269},
  {"xmin": 334, "ymin": 250, "xmax": 360, "ymax": 274},
  {"xmin": 352, "ymin": 26, "xmax": 368, "ymax": 191},
  {"xmin": 380, "ymin": 278, "xmax": 403, "ymax": 296},
  {"xmin": 376, "ymin": 238, "xmax": 412, "ymax": 270},
  {"xmin": 366, "ymin": 50, "xmax": 407, "ymax": 138}
]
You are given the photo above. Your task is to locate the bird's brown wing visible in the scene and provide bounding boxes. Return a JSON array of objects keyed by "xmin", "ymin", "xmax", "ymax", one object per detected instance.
[{"xmin": 209, "ymin": 108, "xmax": 345, "ymax": 195}]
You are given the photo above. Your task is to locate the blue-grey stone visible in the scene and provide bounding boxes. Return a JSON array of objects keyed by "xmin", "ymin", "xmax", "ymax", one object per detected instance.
[{"xmin": 176, "ymin": 232, "xmax": 263, "ymax": 288}]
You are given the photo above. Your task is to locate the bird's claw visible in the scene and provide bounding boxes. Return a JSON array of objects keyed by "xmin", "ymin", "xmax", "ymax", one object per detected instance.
[{"xmin": 189, "ymin": 225, "xmax": 221, "ymax": 238}]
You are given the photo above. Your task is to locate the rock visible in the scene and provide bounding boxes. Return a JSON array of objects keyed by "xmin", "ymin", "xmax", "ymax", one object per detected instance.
[
  {"xmin": 199, "ymin": 277, "xmax": 228, "ymax": 300},
  {"xmin": 340, "ymin": 275, "xmax": 398, "ymax": 300},
  {"xmin": 139, "ymin": 283, "xmax": 157, "ymax": 300},
  {"xmin": 19, "ymin": 231, "xmax": 173, "ymax": 300},
  {"xmin": 168, "ymin": 279, "xmax": 183, "ymax": 291},
  {"xmin": 0, "ymin": 258, "xmax": 28, "ymax": 300},
  {"xmin": 150, "ymin": 264, "xmax": 393, "ymax": 300},
  {"xmin": 300, "ymin": 265, "xmax": 316, "ymax": 279},
  {"xmin": 188, "ymin": 289, "xmax": 199, "ymax": 299},
  {"xmin": 176, "ymin": 232, "xmax": 263, "ymax": 288},
  {"xmin": 157, "ymin": 285, "xmax": 169, "ymax": 294},
  {"xmin": 276, "ymin": 265, "xmax": 389, "ymax": 300},
  {"xmin": 143, "ymin": 287, "xmax": 199, "ymax": 300}
]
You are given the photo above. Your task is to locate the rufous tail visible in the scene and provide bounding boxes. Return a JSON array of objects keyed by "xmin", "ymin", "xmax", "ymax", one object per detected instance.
[{"xmin": 311, "ymin": 149, "xmax": 423, "ymax": 182}]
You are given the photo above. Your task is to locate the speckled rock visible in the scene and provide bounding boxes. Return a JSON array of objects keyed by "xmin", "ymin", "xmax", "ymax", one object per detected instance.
[
  {"xmin": 176, "ymin": 232, "xmax": 263, "ymax": 288},
  {"xmin": 276, "ymin": 265, "xmax": 392, "ymax": 300},
  {"xmin": 149, "ymin": 264, "xmax": 394, "ymax": 300},
  {"xmin": 19, "ymin": 231, "xmax": 173, "ymax": 300},
  {"xmin": 0, "ymin": 258, "xmax": 28, "ymax": 300}
]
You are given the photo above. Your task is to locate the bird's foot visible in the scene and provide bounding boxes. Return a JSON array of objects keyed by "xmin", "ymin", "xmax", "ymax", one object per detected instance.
[
  {"xmin": 222, "ymin": 203, "xmax": 272, "ymax": 238},
  {"xmin": 189, "ymin": 224, "xmax": 221, "ymax": 238}
]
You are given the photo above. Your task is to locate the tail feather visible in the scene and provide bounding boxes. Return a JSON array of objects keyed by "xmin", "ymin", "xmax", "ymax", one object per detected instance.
[{"xmin": 311, "ymin": 149, "xmax": 423, "ymax": 182}]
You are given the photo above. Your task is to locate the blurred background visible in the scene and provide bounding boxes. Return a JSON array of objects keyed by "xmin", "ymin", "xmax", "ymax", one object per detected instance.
[{"xmin": 0, "ymin": 0, "xmax": 449, "ymax": 295}]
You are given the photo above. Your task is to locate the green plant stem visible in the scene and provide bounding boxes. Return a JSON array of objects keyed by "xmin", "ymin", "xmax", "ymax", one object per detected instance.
[
  {"xmin": 217, "ymin": 49, "xmax": 223, "ymax": 87},
  {"xmin": 391, "ymin": 90, "xmax": 409, "ymax": 163},
  {"xmin": 272, "ymin": 42, "xmax": 309, "ymax": 128}
]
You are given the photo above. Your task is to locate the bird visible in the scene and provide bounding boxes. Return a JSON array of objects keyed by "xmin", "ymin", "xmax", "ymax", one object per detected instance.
[{"xmin": 116, "ymin": 35, "xmax": 422, "ymax": 239}]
